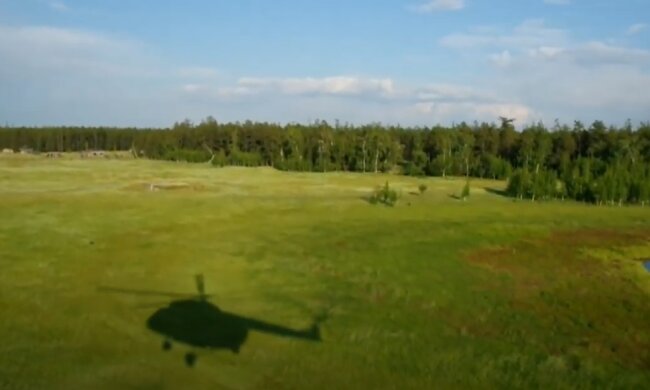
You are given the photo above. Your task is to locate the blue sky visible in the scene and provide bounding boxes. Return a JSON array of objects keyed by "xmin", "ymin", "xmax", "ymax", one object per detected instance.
[{"xmin": 0, "ymin": 0, "xmax": 648, "ymax": 127}]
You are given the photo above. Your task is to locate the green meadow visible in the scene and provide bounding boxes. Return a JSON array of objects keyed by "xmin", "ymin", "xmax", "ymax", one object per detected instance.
[{"xmin": 0, "ymin": 155, "xmax": 648, "ymax": 389}]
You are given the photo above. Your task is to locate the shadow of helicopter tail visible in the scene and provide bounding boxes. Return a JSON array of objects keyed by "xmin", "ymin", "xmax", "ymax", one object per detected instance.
[{"xmin": 245, "ymin": 318, "xmax": 321, "ymax": 341}]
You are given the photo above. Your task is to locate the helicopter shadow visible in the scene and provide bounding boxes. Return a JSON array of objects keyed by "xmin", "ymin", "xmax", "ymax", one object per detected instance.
[{"xmin": 99, "ymin": 275, "xmax": 327, "ymax": 367}]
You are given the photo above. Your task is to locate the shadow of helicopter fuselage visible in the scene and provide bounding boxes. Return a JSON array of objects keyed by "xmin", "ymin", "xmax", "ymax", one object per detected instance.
[{"xmin": 147, "ymin": 299, "xmax": 321, "ymax": 354}]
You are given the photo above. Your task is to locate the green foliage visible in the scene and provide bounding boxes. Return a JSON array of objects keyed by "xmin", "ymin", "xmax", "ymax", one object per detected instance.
[
  {"xmin": 507, "ymin": 168, "xmax": 561, "ymax": 201},
  {"xmin": 629, "ymin": 176, "xmax": 650, "ymax": 206},
  {"xmin": 1, "ymin": 119, "xmax": 649, "ymax": 205},
  {"xmin": 404, "ymin": 150, "xmax": 428, "ymax": 176},
  {"xmin": 163, "ymin": 148, "xmax": 212, "ymax": 163},
  {"xmin": 475, "ymin": 154, "xmax": 512, "ymax": 179},
  {"xmin": 369, "ymin": 181, "xmax": 399, "ymax": 206},
  {"xmin": 228, "ymin": 149, "xmax": 263, "ymax": 167},
  {"xmin": 506, "ymin": 169, "xmax": 529, "ymax": 199},
  {"xmin": 210, "ymin": 149, "xmax": 228, "ymax": 167},
  {"xmin": 418, "ymin": 183, "xmax": 428, "ymax": 194}
]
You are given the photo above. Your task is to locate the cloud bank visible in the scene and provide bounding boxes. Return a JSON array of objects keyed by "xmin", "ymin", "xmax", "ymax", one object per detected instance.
[
  {"xmin": 439, "ymin": 19, "xmax": 650, "ymax": 124},
  {"xmin": 0, "ymin": 18, "xmax": 648, "ymax": 127}
]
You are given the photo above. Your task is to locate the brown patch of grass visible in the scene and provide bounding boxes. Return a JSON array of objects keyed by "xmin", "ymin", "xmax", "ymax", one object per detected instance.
[{"xmin": 465, "ymin": 228, "xmax": 650, "ymax": 369}]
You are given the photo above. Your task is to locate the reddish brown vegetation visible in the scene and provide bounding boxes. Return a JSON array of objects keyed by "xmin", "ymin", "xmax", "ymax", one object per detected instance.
[{"xmin": 465, "ymin": 228, "xmax": 650, "ymax": 369}]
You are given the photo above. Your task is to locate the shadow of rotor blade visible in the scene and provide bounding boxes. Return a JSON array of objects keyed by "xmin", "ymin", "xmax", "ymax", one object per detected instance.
[
  {"xmin": 97, "ymin": 286, "xmax": 209, "ymax": 299},
  {"xmin": 133, "ymin": 301, "xmax": 173, "ymax": 309},
  {"xmin": 242, "ymin": 316, "xmax": 321, "ymax": 341}
]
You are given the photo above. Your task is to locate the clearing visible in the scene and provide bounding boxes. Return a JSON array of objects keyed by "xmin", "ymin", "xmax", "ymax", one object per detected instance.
[{"xmin": 0, "ymin": 155, "xmax": 649, "ymax": 389}]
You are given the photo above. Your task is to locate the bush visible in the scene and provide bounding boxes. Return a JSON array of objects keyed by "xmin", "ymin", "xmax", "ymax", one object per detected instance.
[
  {"xmin": 418, "ymin": 183, "xmax": 428, "ymax": 194},
  {"xmin": 404, "ymin": 162, "xmax": 425, "ymax": 177},
  {"xmin": 228, "ymin": 150, "xmax": 263, "ymax": 166},
  {"xmin": 506, "ymin": 169, "xmax": 531, "ymax": 199},
  {"xmin": 369, "ymin": 181, "xmax": 399, "ymax": 207},
  {"xmin": 507, "ymin": 168, "xmax": 560, "ymax": 201}
]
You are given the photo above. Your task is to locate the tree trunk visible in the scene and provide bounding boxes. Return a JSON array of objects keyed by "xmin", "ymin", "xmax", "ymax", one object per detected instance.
[
  {"xmin": 362, "ymin": 140, "xmax": 366, "ymax": 173},
  {"xmin": 318, "ymin": 141, "xmax": 324, "ymax": 172},
  {"xmin": 374, "ymin": 148, "xmax": 379, "ymax": 173}
]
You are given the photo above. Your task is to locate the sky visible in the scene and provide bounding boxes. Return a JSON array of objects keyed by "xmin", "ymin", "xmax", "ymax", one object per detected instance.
[{"xmin": 0, "ymin": 0, "xmax": 648, "ymax": 128}]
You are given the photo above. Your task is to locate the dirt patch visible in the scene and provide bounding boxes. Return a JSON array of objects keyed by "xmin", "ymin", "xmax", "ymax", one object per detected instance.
[
  {"xmin": 123, "ymin": 182, "xmax": 206, "ymax": 192},
  {"xmin": 148, "ymin": 182, "xmax": 190, "ymax": 191}
]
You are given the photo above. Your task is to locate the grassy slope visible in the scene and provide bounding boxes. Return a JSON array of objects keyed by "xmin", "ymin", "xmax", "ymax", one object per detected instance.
[{"xmin": 0, "ymin": 155, "xmax": 648, "ymax": 389}]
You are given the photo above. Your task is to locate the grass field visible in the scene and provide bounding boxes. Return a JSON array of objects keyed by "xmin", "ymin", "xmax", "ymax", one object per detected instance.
[{"xmin": 0, "ymin": 155, "xmax": 649, "ymax": 389}]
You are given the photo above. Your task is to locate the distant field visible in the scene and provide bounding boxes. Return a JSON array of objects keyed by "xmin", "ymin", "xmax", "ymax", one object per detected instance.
[{"xmin": 0, "ymin": 155, "xmax": 649, "ymax": 389}]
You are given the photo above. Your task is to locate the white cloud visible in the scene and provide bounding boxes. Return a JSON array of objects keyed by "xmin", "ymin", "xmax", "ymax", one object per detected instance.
[
  {"xmin": 182, "ymin": 84, "xmax": 207, "ymax": 93},
  {"xmin": 48, "ymin": 1, "xmax": 68, "ymax": 11},
  {"xmin": 445, "ymin": 19, "xmax": 650, "ymax": 68},
  {"xmin": 0, "ymin": 25, "xmax": 122, "ymax": 51},
  {"xmin": 1, "ymin": 23, "xmax": 424, "ymax": 126},
  {"xmin": 440, "ymin": 19, "xmax": 566, "ymax": 49},
  {"xmin": 178, "ymin": 66, "xmax": 220, "ymax": 79},
  {"xmin": 415, "ymin": 84, "xmax": 495, "ymax": 102},
  {"xmin": 543, "ymin": 0, "xmax": 571, "ymax": 5},
  {"xmin": 0, "ymin": 24, "xmax": 179, "ymax": 126},
  {"xmin": 439, "ymin": 19, "xmax": 650, "ymax": 124},
  {"xmin": 215, "ymin": 86, "xmax": 258, "ymax": 99},
  {"xmin": 571, "ymin": 42, "xmax": 650, "ymax": 65},
  {"xmin": 180, "ymin": 83, "xmax": 257, "ymax": 101},
  {"xmin": 506, "ymin": 61, "xmax": 650, "ymax": 113},
  {"xmin": 0, "ymin": 24, "xmax": 148, "ymax": 78},
  {"xmin": 2, "ymin": 19, "xmax": 648, "ymax": 127},
  {"xmin": 236, "ymin": 76, "xmax": 396, "ymax": 97},
  {"xmin": 441, "ymin": 19, "xmax": 650, "ymax": 68},
  {"xmin": 523, "ymin": 42, "xmax": 650, "ymax": 67},
  {"xmin": 413, "ymin": 102, "xmax": 533, "ymax": 123},
  {"xmin": 178, "ymin": 77, "xmax": 533, "ymax": 125},
  {"xmin": 412, "ymin": 0, "xmax": 465, "ymax": 13},
  {"xmin": 179, "ymin": 76, "xmax": 399, "ymax": 105},
  {"xmin": 489, "ymin": 50, "xmax": 514, "ymax": 67},
  {"xmin": 626, "ymin": 23, "xmax": 647, "ymax": 35},
  {"xmin": 412, "ymin": 83, "xmax": 534, "ymax": 123},
  {"xmin": 527, "ymin": 46, "xmax": 565, "ymax": 60}
]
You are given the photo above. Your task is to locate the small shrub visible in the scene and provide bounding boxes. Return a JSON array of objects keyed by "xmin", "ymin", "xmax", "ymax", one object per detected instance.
[
  {"xmin": 418, "ymin": 183, "xmax": 428, "ymax": 195},
  {"xmin": 370, "ymin": 181, "xmax": 399, "ymax": 207}
]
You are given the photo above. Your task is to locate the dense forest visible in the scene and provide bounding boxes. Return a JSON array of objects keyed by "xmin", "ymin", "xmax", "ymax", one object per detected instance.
[{"xmin": 1, "ymin": 117, "xmax": 649, "ymax": 205}]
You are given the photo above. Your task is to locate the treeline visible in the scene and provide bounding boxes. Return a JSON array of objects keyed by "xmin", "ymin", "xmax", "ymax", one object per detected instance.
[{"xmin": 1, "ymin": 117, "xmax": 649, "ymax": 205}]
